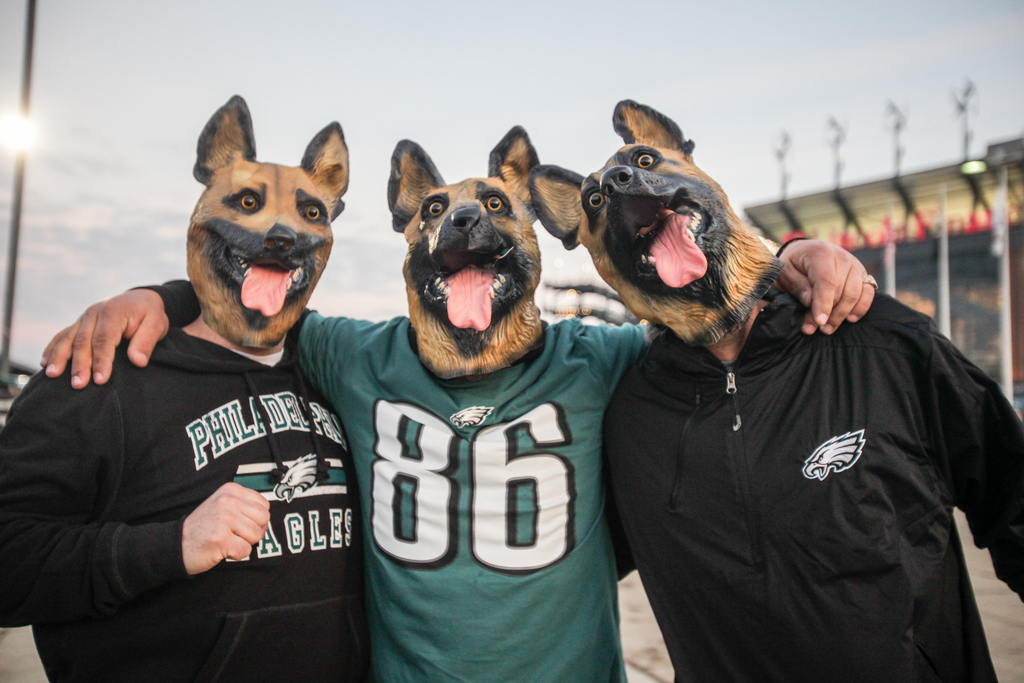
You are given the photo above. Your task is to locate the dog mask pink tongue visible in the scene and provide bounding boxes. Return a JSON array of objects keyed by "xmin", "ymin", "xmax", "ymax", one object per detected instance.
[
  {"xmin": 446, "ymin": 268, "xmax": 494, "ymax": 331},
  {"xmin": 651, "ymin": 213, "xmax": 708, "ymax": 288},
  {"xmin": 241, "ymin": 265, "xmax": 291, "ymax": 317}
]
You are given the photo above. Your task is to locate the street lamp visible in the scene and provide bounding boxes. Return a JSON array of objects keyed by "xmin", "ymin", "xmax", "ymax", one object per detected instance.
[
  {"xmin": 0, "ymin": 114, "xmax": 36, "ymax": 151},
  {"xmin": 1, "ymin": 0, "xmax": 37, "ymax": 385}
]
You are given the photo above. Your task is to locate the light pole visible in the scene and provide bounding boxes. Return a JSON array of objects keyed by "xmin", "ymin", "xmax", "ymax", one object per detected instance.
[{"xmin": 0, "ymin": 0, "xmax": 37, "ymax": 383}]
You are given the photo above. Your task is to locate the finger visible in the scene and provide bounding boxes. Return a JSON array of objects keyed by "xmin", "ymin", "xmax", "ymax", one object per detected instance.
[
  {"xmin": 801, "ymin": 310, "xmax": 818, "ymax": 335},
  {"xmin": 805, "ymin": 261, "xmax": 839, "ymax": 329},
  {"xmin": 70, "ymin": 308, "xmax": 101, "ymax": 389},
  {"xmin": 224, "ymin": 535, "xmax": 257, "ymax": 562},
  {"xmin": 846, "ymin": 280, "xmax": 875, "ymax": 322},
  {"xmin": 821, "ymin": 269, "xmax": 864, "ymax": 334},
  {"xmin": 237, "ymin": 495, "xmax": 272, "ymax": 528},
  {"xmin": 42, "ymin": 322, "xmax": 80, "ymax": 377},
  {"xmin": 124, "ymin": 312, "xmax": 167, "ymax": 368},
  {"xmin": 228, "ymin": 511, "xmax": 269, "ymax": 546},
  {"xmin": 218, "ymin": 482, "xmax": 271, "ymax": 510},
  {"xmin": 776, "ymin": 265, "xmax": 814, "ymax": 308},
  {"xmin": 90, "ymin": 306, "xmax": 131, "ymax": 385}
]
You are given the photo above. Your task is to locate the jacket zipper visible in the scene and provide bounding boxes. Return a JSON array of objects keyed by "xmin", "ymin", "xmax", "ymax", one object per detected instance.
[
  {"xmin": 726, "ymin": 372, "xmax": 741, "ymax": 431},
  {"xmin": 725, "ymin": 370, "xmax": 764, "ymax": 570}
]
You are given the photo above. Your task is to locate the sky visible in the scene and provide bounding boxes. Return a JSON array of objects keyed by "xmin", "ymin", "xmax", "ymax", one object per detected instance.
[{"xmin": 0, "ymin": 0, "xmax": 1021, "ymax": 367}]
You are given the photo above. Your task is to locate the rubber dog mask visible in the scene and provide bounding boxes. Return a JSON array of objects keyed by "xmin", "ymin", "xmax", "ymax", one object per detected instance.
[
  {"xmin": 529, "ymin": 100, "xmax": 782, "ymax": 346},
  {"xmin": 188, "ymin": 95, "xmax": 348, "ymax": 348},
  {"xmin": 388, "ymin": 127, "xmax": 543, "ymax": 378}
]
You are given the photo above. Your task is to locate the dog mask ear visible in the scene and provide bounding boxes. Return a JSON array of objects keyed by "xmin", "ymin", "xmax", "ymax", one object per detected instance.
[
  {"xmin": 388, "ymin": 140, "xmax": 445, "ymax": 232},
  {"xmin": 302, "ymin": 122, "xmax": 349, "ymax": 221},
  {"xmin": 529, "ymin": 165, "xmax": 584, "ymax": 250},
  {"xmin": 193, "ymin": 95, "xmax": 257, "ymax": 186},
  {"xmin": 612, "ymin": 100, "xmax": 695, "ymax": 157},
  {"xmin": 488, "ymin": 126, "xmax": 540, "ymax": 206}
]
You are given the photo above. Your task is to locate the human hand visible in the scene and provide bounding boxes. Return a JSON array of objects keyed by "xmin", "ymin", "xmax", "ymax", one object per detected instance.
[
  {"xmin": 775, "ymin": 240, "xmax": 875, "ymax": 335},
  {"xmin": 40, "ymin": 289, "xmax": 169, "ymax": 388},
  {"xmin": 181, "ymin": 483, "xmax": 272, "ymax": 575}
]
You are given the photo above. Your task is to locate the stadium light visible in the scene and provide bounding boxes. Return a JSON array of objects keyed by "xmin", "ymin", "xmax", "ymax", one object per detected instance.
[
  {"xmin": 0, "ymin": 114, "xmax": 36, "ymax": 151},
  {"xmin": 960, "ymin": 160, "xmax": 987, "ymax": 175}
]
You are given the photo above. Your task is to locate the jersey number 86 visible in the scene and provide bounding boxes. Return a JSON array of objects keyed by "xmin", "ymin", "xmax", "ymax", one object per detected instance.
[{"xmin": 371, "ymin": 400, "xmax": 575, "ymax": 575}]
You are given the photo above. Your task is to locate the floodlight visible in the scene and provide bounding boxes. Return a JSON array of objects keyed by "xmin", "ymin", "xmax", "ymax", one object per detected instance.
[
  {"xmin": 960, "ymin": 160, "xmax": 987, "ymax": 175},
  {"xmin": 0, "ymin": 114, "xmax": 35, "ymax": 151}
]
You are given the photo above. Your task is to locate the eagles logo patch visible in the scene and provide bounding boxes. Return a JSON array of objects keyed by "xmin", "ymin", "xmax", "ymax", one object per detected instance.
[
  {"xmin": 803, "ymin": 429, "xmax": 866, "ymax": 481},
  {"xmin": 274, "ymin": 453, "xmax": 320, "ymax": 502},
  {"xmin": 450, "ymin": 406, "xmax": 494, "ymax": 428}
]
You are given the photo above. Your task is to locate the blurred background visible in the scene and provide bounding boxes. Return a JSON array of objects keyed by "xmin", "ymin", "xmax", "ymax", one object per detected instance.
[{"xmin": 0, "ymin": 1, "xmax": 1021, "ymax": 681}]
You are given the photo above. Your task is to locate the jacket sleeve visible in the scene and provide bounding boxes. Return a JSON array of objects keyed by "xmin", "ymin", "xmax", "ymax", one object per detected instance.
[
  {"xmin": 927, "ymin": 332, "xmax": 1024, "ymax": 599},
  {"xmin": 137, "ymin": 280, "xmax": 202, "ymax": 327},
  {"xmin": 0, "ymin": 370, "xmax": 188, "ymax": 626}
]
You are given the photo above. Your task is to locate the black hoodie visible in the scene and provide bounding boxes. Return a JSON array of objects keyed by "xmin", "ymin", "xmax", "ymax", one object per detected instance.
[
  {"xmin": 0, "ymin": 325, "xmax": 368, "ymax": 682},
  {"xmin": 604, "ymin": 294, "xmax": 1024, "ymax": 683}
]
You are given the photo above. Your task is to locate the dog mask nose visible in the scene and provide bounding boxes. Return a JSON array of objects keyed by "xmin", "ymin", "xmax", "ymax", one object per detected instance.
[
  {"xmin": 601, "ymin": 166, "xmax": 634, "ymax": 195},
  {"xmin": 263, "ymin": 224, "xmax": 297, "ymax": 251},
  {"xmin": 450, "ymin": 205, "xmax": 481, "ymax": 232}
]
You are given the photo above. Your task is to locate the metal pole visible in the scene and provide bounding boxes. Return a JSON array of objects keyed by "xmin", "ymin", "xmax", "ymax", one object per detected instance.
[
  {"xmin": 1, "ymin": 0, "xmax": 37, "ymax": 381},
  {"xmin": 996, "ymin": 166, "xmax": 1013, "ymax": 400},
  {"xmin": 884, "ymin": 201, "xmax": 897, "ymax": 297},
  {"xmin": 954, "ymin": 80, "xmax": 975, "ymax": 162},
  {"xmin": 937, "ymin": 184, "xmax": 951, "ymax": 338}
]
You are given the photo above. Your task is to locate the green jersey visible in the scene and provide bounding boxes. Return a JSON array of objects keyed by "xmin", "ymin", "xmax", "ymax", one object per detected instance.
[{"xmin": 299, "ymin": 315, "xmax": 646, "ymax": 683}]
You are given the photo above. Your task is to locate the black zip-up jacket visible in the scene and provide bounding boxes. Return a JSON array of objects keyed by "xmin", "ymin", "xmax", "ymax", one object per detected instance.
[
  {"xmin": 0, "ymin": 325, "xmax": 368, "ymax": 682},
  {"xmin": 604, "ymin": 294, "xmax": 1024, "ymax": 683}
]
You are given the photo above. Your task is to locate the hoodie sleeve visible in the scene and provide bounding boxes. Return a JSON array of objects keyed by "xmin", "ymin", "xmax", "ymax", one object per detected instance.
[
  {"xmin": 0, "ymin": 370, "xmax": 188, "ymax": 626},
  {"xmin": 927, "ymin": 332, "xmax": 1024, "ymax": 599},
  {"xmin": 137, "ymin": 280, "xmax": 201, "ymax": 327}
]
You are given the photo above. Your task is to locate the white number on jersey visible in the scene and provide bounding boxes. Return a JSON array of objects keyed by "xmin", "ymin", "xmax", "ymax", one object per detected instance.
[
  {"xmin": 372, "ymin": 401, "xmax": 458, "ymax": 568},
  {"xmin": 371, "ymin": 400, "xmax": 574, "ymax": 574}
]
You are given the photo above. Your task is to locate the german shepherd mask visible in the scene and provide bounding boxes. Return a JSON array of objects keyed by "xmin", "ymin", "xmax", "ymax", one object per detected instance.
[
  {"xmin": 388, "ymin": 127, "xmax": 543, "ymax": 379},
  {"xmin": 188, "ymin": 95, "xmax": 348, "ymax": 348},
  {"xmin": 529, "ymin": 100, "xmax": 781, "ymax": 346}
]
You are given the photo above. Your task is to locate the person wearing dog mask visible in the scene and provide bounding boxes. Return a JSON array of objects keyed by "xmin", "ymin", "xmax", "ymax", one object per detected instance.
[
  {"xmin": 41, "ymin": 122, "xmax": 871, "ymax": 682},
  {"xmin": 528, "ymin": 100, "xmax": 1024, "ymax": 683},
  {"xmin": 0, "ymin": 97, "xmax": 369, "ymax": 682}
]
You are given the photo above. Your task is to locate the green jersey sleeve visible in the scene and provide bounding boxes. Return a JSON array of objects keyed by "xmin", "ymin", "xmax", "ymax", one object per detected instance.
[
  {"xmin": 298, "ymin": 313, "xmax": 407, "ymax": 402},
  {"xmin": 572, "ymin": 323, "xmax": 648, "ymax": 387}
]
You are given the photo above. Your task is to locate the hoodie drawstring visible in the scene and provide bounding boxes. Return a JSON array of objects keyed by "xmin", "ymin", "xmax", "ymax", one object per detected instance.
[
  {"xmin": 243, "ymin": 371, "xmax": 289, "ymax": 483},
  {"xmin": 291, "ymin": 364, "xmax": 330, "ymax": 482}
]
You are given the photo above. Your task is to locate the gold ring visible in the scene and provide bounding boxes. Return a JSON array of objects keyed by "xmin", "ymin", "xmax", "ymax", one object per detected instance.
[{"xmin": 862, "ymin": 274, "xmax": 878, "ymax": 290}]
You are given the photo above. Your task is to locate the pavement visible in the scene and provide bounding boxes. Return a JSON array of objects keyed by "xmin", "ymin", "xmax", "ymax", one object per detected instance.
[{"xmin": 1, "ymin": 511, "xmax": 1021, "ymax": 682}]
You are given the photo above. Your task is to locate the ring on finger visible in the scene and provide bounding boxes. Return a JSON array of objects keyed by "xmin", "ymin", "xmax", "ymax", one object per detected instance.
[{"xmin": 862, "ymin": 274, "xmax": 878, "ymax": 290}]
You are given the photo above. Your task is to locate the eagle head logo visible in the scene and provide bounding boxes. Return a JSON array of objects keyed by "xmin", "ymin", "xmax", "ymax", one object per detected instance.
[
  {"xmin": 274, "ymin": 453, "xmax": 320, "ymax": 502},
  {"xmin": 803, "ymin": 429, "xmax": 866, "ymax": 481},
  {"xmin": 450, "ymin": 406, "xmax": 495, "ymax": 428}
]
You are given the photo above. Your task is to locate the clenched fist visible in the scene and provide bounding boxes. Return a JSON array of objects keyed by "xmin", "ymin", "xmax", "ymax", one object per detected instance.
[{"xmin": 182, "ymin": 482, "xmax": 272, "ymax": 575}]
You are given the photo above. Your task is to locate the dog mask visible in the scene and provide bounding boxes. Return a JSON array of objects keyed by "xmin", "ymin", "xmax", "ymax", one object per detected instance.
[
  {"xmin": 529, "ymin": 100, "xmax": 781, "ymax": 346},
  {"xmin": 388, "ymin": 127, "xmax": 543, "ymax": 379},
  {"xmin": 188, "ymin": 95, "xmax": 348, "ymax": 348}
]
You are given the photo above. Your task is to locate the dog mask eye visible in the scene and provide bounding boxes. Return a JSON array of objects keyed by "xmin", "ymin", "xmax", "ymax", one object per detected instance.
[
  {"xmin": 428, "ymin": 202, "xmax": 444, "ymax": 216},
  {"xmin": 305, "ymin": 205, "xmax": 321, "ymax": 220},
  {"xmin": 486, "ymin": 196, "xmax": 503, "ymax": 211},
  {"xmin": 240, "ymin": 193, "xmax": 258, "ymax": 210},
  {"xmin": 588, "ymin": 192, "xmax": 604, "ymax": 208},
  {"xmin": 637, "ymin": 154, "xmax": 655, "ymax": 169}
]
